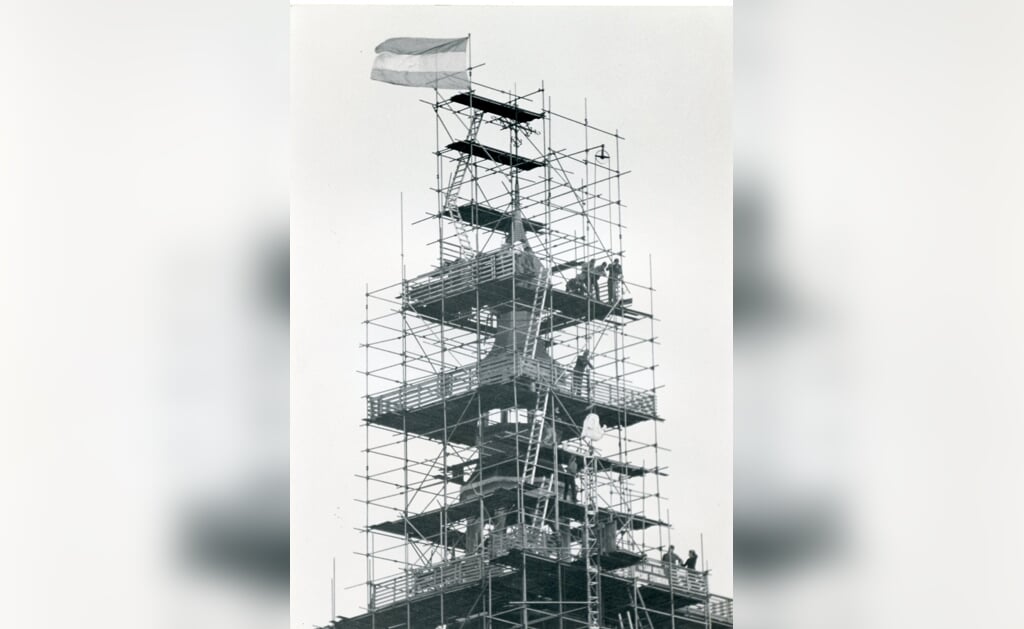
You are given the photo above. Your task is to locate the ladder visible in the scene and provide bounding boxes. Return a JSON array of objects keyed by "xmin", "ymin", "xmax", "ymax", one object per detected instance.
[
  {"xmin": 522, "ymin": 264, "xmax": 551, "ymax": 359},
  {"xmin": 529, "ymin": 474, "xmax": 556, "ymax": 528},
  {"xmin": 632, "ymin": 584, "xmax": 657, "ymax": 629},
  {"xmin": 522, "ymin": 263, "xmax": 553, "ymax": 525},
  {"xmin": 441, "ymin": 111, "xmax": 484, "ymax": 261},
  {"xmin": 582, "ymin": 444, "xmax": 602, "ymax": 629},
  {"xmin": 521, "ymin": 388, "xmax": 550, "ymax": 485}
]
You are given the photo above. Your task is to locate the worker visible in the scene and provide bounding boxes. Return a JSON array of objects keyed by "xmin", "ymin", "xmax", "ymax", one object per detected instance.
[
  {"xmin": 607, "ymin": 258, "xmax": 623, "ymax": 301},
  {"xmin": 683, "ymin": 549, "xmax": 698, "ymax": 570},
  {"xmin": 662, "ymin": 544, "xmax": 683, "ymax": 567},
  {"xmin": 563, "ymin": 456, "xmax": 579, "ymax": 502},
  {"xmin": 572, "ymin": 350, "xmax": 593, "ymax": 396},
  {"xmin": 584, "ymin": 259, "xmax": 598, "ymax": 298},
  {"xmin": 516, "ymin": 242, "xmax": 541, "ymax": 278},
  {"xmin": 587, "ymin": 261, "xmax": 607, "ymax": 300}
]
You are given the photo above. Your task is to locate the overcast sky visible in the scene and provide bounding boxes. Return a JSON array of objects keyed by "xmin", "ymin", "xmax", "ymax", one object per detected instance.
[{"xmin": 291, "ymin": 6, "xmax": 732, "ymax": 627}]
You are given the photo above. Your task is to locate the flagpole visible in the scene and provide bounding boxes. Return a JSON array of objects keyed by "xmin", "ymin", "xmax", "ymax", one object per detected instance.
[{"xmin": 467, "ymin": 33, "xmax": 473, "ymax": 91}]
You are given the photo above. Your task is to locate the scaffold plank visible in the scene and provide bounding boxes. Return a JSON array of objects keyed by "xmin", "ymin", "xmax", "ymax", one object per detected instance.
[
  {"xmin": 450, "ymin": 92, "xmax": 544, "ymax": 123},
  {"xmin": 441, "ymin": 202, "xmax": 546, "ymax": 234},
  {"xmin": 401, "ymin": 248, "xmax": 648, "ymax": 333},
  {"xmin": 370, "ymin": 489, "xmax": 666, "ymax": 546},
  {"xmin": 442, "ymin": 441, "xmax": 659, "ymax": 482},
  {"xmin": 322, "ymin": 551, "xmax": 725, "ymax": 629},
  {"xmin": 367, "ymin": 354, "xmax": 657, "ymax": 420},
  {"xmin": 446, "ymin": 140, "xmax": 545, "ymax": 171}
]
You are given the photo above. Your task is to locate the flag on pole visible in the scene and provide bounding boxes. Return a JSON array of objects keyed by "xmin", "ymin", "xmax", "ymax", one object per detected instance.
[{"xmin": 370, "ymin": 37, "xmax": 470, "ymax": 89}]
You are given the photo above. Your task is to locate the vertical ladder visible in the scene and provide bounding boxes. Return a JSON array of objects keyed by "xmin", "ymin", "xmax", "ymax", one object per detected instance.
[
  {"xmin": 442, "ymin": 111, "xmax": 484, "ymax": 261},
  {"xmin": 529, "ymin": 474, "xmax": 556, "ymax": 529},
  {"xmin": 522, "ymin": 265, "xmax": 552, "ymax": 360},
  {"xmin": 525, "ymin": 388, "xmax": 560, "ymax": 529},
  {"xmin": 582, "ymin": 444, "xmax": 602, "ymax": 629},
  {"xmin": 633, "ymin": 584, "xmax": 657, "ymax": 629},
  {"xmin": 521, "ymin": 388, "xmax": 550, "ymax": 485}
]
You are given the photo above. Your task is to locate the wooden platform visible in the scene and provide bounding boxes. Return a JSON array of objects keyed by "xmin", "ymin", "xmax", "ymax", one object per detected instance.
[
  {"xmin": 450, "ymin": 92, "xmax": 544, "ymax": 123},
  {"xmin": 370, "ymin": 489, "xmax": 667, "ymax": 549},
  {"xmin": 440, "ymin": 202, "xmax": 546, "ymax": 235},
  {"xmin": 323, "ymin": 548, "xmax": 722, "ymax": 629},
  {"xmin": 403, "ymin": 247, "xmax": 649, "ymax": 334},
  {"xmin": 440, "ymin": 436, "xmax": 661, "ymax": 484},
  {"xmin": 365, "ymin": 359, "xmax": 659, "ymax": 446},
  {"xmin": 446, "ymin": 140, "xmax": 545, "ymax": 171}
]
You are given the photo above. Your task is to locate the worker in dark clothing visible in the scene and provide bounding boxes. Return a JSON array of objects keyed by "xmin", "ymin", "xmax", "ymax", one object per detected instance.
[
  {"xmin": 662, "ymin": 544, "xmax": 683, "ymax": 579},
  {"xmin": 662, "ymin": 545, "xmax": 683, "ymax": 567},
  {"xmin": 563, "ymin": 456, "xmax": 579, "ymax": 502},
  {"xmin": 583, "ymin": 259, "xmax": 596, "ymax": 298},
  {"xmin": 572, "ymin": 350, "xmax": 593, "ymax": 396},
  {"xmin": 566, "ymin": 274, "xmax": 584, "ymax": 295},
  {"xmin": 683, "ymin": 549, "xmax": 698, "ymax": 570},
  {"xmin": 583, "ymin": 259, "xmax": 606, "ymax": 299},
  {"xmin": 607, "ymin": 258, "xmax": 623, "ymax": 302},
  {"xmin": 590, "ymin": 262, "xmax": 607, "ymax": 300}
]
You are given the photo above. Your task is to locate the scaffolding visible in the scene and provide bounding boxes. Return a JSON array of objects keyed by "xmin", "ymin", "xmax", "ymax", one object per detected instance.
[{"xmin": 323, "ymin": 81, "xmax": 732, "ymax": 629}]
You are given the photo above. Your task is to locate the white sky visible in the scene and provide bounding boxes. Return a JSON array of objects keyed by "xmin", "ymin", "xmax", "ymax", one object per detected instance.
[{"xmin": 291, "ymin": 6, "xmax": 732, "ymax": 627}]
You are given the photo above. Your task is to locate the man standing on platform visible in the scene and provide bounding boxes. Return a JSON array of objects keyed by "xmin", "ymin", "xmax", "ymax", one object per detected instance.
[
  {"xmin": 662, "ymin": 545, "xmax": 683, "ymax": 567},
  {"xmin": 683, "ymin": 549, "xmax": 698, "ymax": 570},
  {"xmin": 662, "ymin": 544, "xmax": 683, "ymax": 580},
  {"xmin": 563, "ymin": 456, "xmax": 579, "ymax": 502},
  {"xmin": 573, "ymin": 350, "xmax": 593, "ymax": 396},
  {"xmin": 591, "ymin": 261, "xmax": 607, "ymax": 300},
  {"xmin": 607, "ymin": 258, "xmax": 623, "ymax": 302}
]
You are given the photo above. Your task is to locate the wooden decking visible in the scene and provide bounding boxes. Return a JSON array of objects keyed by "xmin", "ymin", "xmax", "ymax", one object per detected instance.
[
  {"xmin": 446, "ymin": 140, "xmax": 546, "ymax": 171},
  {"xmin": 449, "ymin": 92, "xmax": 544, "ymax": 123}
]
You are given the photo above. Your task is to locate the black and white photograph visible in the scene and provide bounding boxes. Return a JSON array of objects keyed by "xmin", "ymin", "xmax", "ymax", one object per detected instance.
[{"xmin": 291, "ymin": 5, "xmax": 732, "ymax": 629}]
